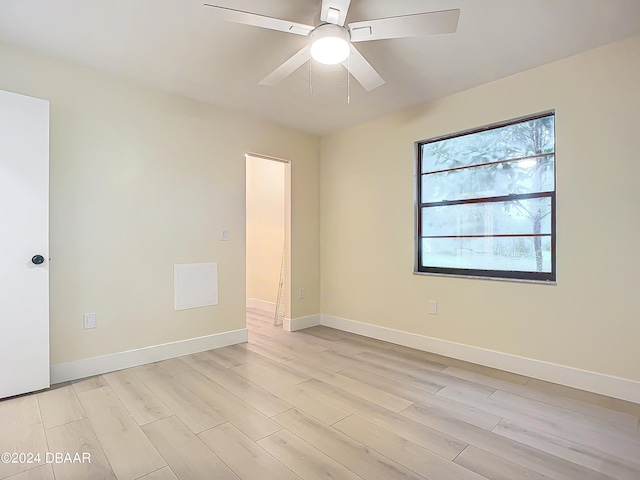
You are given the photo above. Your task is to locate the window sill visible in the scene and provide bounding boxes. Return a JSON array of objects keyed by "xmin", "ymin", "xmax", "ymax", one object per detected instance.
[{"xmin": 412, "ymin": 270, "xmax": 557, "ymax": 285}]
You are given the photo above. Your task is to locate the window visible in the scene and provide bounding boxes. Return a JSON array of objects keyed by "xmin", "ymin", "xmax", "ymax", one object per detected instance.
[{"xmin": 415, "ymin": 112, "xmax": 555, "ymax": 281}]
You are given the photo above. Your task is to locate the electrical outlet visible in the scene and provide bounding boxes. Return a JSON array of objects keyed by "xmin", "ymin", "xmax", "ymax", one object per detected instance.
[
  {"xmin": 221, "ymin": 229, "xmax": 229, "ymax": 241},
  {"xmin": 83, "ymin": 312, "xmax": 97, "ymax": 329},
  {"xmin": 428, "ymin": 301, "xmax": 437, "ymax": 315},
  {"xmin": 298, "ymin": 288, "xmax": 305, "ymax": 299}
]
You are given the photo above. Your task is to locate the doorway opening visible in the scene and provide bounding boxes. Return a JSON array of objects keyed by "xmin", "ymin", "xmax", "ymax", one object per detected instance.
[{"xmin": 245, "ymin": 154, "xmax": 291, "ymax": 329}]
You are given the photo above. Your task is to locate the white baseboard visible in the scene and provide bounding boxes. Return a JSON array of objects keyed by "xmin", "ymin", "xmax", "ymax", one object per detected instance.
[
  {"xmin": 284, "ymin": 314, "xmax": 321, "ymax": 332},
  {"xmin": 321, "ymin": 314, "xmax": 640, "ymax": 404},
  {"xmin": 51, "ymin": 328, "xmax": 248, "ymax": 384},
  {"xmin": 246, "ymin": 298, "xmax": 277, "ymax": 316}
]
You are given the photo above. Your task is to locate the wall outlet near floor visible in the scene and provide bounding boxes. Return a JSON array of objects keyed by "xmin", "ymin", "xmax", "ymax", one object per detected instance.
[
  {"xmin": 298, "ymin": 288, "xmax": 305, "ymax": 299},
  {"xmin": 428, "ymin": 300, "xmax": 438, "ymax": 315},
  {"xmin": 83, "ymin": 312, "xmax": 97, "ymax": 329}
]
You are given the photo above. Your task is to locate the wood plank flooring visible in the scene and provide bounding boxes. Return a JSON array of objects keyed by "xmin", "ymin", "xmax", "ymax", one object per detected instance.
[{"xmin": 1, "ymin": 308, "xmax": 639, "ymax": 480}]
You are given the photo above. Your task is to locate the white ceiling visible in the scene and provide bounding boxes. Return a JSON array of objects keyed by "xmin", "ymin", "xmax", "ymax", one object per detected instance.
[{"xmin": 1, "ymin": 0, "xmax": 639, "ymax": 135}]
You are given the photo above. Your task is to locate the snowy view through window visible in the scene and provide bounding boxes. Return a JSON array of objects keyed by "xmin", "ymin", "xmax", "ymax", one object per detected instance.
[{"xmin": 416, "ymin": 113, "xmax": 556, "ymax": 281}]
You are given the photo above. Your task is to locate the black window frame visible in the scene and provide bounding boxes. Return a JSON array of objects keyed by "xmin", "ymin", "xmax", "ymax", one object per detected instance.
[{"xmin": 415, "ymin": 112, "xmax": 556, "ymax": 282}]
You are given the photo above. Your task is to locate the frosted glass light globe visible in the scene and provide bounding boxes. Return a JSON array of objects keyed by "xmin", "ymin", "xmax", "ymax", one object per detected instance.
[{"xmin": 310, "ymin": 24, "xmax": 350, "ymax": 65}]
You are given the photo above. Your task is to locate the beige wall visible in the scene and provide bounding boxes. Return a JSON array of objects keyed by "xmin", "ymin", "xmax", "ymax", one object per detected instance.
[
  {"xmin": 0, "ymin": 41, "xmax": 320, "ymax": 365},
  {"xmin": 320, "ymin": 35, "xmax": 640, "ymax": 382},
  {"xmin": 246, "ymin": 156, "xmax": 285, "ymax": 306},
  {"xmin": 3, "ymin": 32, "xmax": 638, "ymax": 386}
]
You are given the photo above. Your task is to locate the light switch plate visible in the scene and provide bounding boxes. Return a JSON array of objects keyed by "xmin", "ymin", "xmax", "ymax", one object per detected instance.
[{"xmin": 83, "ymin": 312, "xmax": 97, "ymax": 329}]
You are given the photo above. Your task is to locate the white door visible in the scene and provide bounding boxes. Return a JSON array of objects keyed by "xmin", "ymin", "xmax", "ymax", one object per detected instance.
[{"xmin": 0, "ymin": 90, "xmax": 50, "ymax": 399}]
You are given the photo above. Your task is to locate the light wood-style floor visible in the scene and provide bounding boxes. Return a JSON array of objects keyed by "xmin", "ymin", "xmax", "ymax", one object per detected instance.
[{"xmin": 2, "ymin": 309, "xmax": 640, "ymax": 480}]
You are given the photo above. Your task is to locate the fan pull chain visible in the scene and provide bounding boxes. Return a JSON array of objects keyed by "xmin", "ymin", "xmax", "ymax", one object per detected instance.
[
  {"xmin": 309, "ymin": 38, "xmax": 313, "ymax": 95},
  {"xmin": 347, "ymin": 52, "xmax": 351, "ymax": 104}
]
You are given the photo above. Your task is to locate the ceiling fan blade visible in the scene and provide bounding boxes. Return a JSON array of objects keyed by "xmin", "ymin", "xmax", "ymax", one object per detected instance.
[
  {"xmin": 203, "ymin": 4, "xmax": 314, "ymax": 36},
  {"xmin": 259, "ymin": 45, "xmax": 311, "ymax": 87},
  {"xmin": 343, "ymin": 45, "xmax": 385, "ymax": 91},
  {"xmin": 349, "ymin": 9, "xmax": 460, "ymax": 42},
  {"xmin": 320, "ymin": 0, "xmax": 351, "ymax": 26}
]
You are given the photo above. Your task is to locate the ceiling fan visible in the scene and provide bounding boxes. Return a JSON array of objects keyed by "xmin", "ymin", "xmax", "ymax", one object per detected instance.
[{"xmin": 203, "ymin": 0, "xmax": 460, "ymax": 91}]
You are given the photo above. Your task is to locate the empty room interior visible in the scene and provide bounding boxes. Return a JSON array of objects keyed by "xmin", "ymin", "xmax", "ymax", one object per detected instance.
[{"xmin": 1, "ymin": 1, "xmax": 640, "ymax": 479}]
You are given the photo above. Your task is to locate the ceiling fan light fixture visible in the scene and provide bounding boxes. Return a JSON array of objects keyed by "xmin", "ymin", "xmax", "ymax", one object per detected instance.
[{"xmin": 310, "ymin": 24, "xmax": 350, "ymax": 65}]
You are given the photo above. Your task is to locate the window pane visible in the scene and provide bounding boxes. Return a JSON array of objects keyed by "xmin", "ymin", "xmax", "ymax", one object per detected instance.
[
  {"xmin": 416, "ymin": 112, "xmax": 556, "ymax": 280},
  {"xmin": 421, "ymin": 114, "xmax": 554, "ymax": 173},
  {"xmin": 422, "ymin": 236, "xmax": 552, "ymax": 273},
  {"xmin": 421, "ymin": 155, "xmax": 554, "ymax": 203},
  {"xmin": 421, "ymin": 197, "xmax": 552, "ymax": 237}
]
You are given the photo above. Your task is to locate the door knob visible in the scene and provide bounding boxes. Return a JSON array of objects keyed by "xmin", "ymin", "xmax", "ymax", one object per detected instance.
[{"xmin": 31, "ymin": 255, "xmax": 45, "ymax": 265}]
